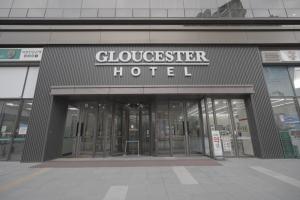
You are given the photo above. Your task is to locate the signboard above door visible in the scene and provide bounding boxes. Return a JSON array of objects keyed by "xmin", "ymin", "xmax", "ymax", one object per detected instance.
[{"xmin": 0, "ymin": 48, "xmax": 43, "ymax": 62}]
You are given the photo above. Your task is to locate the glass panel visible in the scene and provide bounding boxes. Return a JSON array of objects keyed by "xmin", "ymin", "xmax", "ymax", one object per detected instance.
[
  {"xmin": 271, "ymin": 98, "xmax": 300, "ymax": 158},
  {"xmin": 0, "ymin": 101, "xmax": 20, "ymax": 160},
  {"xmin": 250, "ymin": 0, "xmax": 284, "ymax": 8},
  {"xmin": 9, "ymin": 100, "xmax": 33, "ymax": 160},
  {"xmin": 252, "ymin": 9, "xmax": 270, "ymax": 17},
  {"xmin": 0, "ymin": 67, "xmax": 27, "ymax": 98},
  {"xmin": 79, "ymin": 103, "xmax": 97, "ymax": 156},
  {"xmin": 127, "ymin": 106, "xmax": 139, "ymax": 154},
  {"xmin": 12, "ymin": 0, "xmax": 47, "ymax": 8},
  {"xmin": 133, "ymin": 9, "xmax": 150, "ymax": 17},
  {"xmin": 45, "ymin": 9, "xmax": 63, "ymax": 18},
  {"xmin": 269, "ymin": 9, "xmax": 287, "ymax": 18},
  {"xmin": 140, "ymin": 105, "xmax": 150, "ymax": 155},
  {"xmin": 169, "ymin": 101, "xmax": 185, "ymax": 155},
  {"xmin": 217, "ymin": 0, "xmax": 251, "ymax": 8},
  {"xmin": 62, "ymin": 105, "xmax": 79, "ymax": 157},
  {"xmin": 117, "ymin": 0, "xmax": 149, "ymax": 8},
  {"xmin": 263, "ymin": 67, "xmax": 294, "ymax": 97},
  {"xmin": 183, "ymin": 0, "xmax": 217, "ymax": 9},
  {"xmin": 9, "ymin": 8, "xmax": 28, "ymax": 18},
  {"xmin": 186, "ymin": 101, "xmax": 203, "ymax": 154},
  {"xmin": 23, "ymin": 67, "xmax": 39, "ymax": 98},
  {"xmin": 150, "ymin": 8, "xmax": 167, "ymax": 17},
  {"xmin": 185, "ymin": 9, "xmax": 202, "ymax": 17},
  {"xmin": 286, "ymin": 9, "xmax": 300, "ymax": 18},
  {"xmin": 27, "ymin": 9, "xmax": 46, "ymax": 17},
  {"xmin": 230, "ymin": 9, "xmax": 253, "ymax": 18},
  {"xmin": 112, "ymin": 104, "xmax": 123, "ymax": 155},
  {"xmin": 47, "ymin": 0, "xmax": 82, "ymax": 8},
  {"xmin": 201, "ymin": 99, "xmax": 210, "ymax": 156},
  {"xmin": 81, "ymin": 8, "xmax": 98, "ymax": 18},
  {"xmin": 82, "ymin": 0, "xmax": 116, "ymax": 8},
  {"xmin": 116, "ymin": 8, "xmax": 132, "ymax": 17},
  {"xmin": 0, "ymin": 0, "xmax": 13, "ymax": 8},
  {"xmin": 288, "ymin": 67, "xmax": 300, "ymax": 96},
  {"xmin": 150, "ymin": 0, "xmax": 184, "ymax": 8},
  {"xmin": 98, "ymin": 8, "xmax": 115, "ymax": 17},
  {"xmin": 97, "ymin": 103, "xmax": 113, "ymax": 156},
  {"xmin": 168, "ymin": 8, "xmax": 184, "ymax": 17},
  {"xmin": 63, "ymin": 9, "xmax": 81, "ymax": 18},
  {"xmin": 231, "ymin": 99, "xmax": 254, "ymax": 156},
  {"xmin": 284, "ymin": 0, "xmax": 300, "ymax": 9},
  {"xmin": 0, "ymin": 9, "xmax": 10, "ymax": 17},
  {"xmin": 156, "ymin": 101, "xmax": 170, "ymax": 155},
  {"xmin": 214, "ymin": 99, "xmax": 235, "ymax": 157}
]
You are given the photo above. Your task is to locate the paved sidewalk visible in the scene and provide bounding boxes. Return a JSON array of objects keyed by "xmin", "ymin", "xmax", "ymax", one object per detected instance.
[{"xmin": 0, "ymin": 158, "xmax": 299, "ymax": 200}]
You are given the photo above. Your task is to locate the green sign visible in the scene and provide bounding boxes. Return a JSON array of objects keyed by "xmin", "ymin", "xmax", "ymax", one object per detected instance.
[{"xmin": 0, "ymin": 49, "xmax": 22, "ymax": 60}]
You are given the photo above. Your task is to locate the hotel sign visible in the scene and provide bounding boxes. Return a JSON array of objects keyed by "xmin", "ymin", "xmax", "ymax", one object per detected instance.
[
  {"xmin": 0, "ymin": 48, "xmax": 43, "ymax": 62},
  {"xmin": 95, "ymin": 50, "xmax": 209, "ymax": 77}
]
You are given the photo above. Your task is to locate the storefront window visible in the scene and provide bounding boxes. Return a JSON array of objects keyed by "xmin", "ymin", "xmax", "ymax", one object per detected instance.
[
  {"xmin": 201, "ymin": 99, "xmax": 210, "ymax": 156},
  {"xmin": 9, "ymin": 100, "xmax": 33, "ymax": 160},
  {"xmin": 288, "ymin": 67, "xmax": 300, "ymax": 96},
  {"xmin": 0, "ymin": 101, "xmax": 20, "ymax": 160},
  {"xmin": 264, "ymin": 67, "xmax": 294, "ymax": 97},
  {"xmin": 231, "ymin": 99, "xmax": 254, "ymax": 156},
  {"xmin": 271, "ymin": 98, "xmax": 300, "ymax": 158}
]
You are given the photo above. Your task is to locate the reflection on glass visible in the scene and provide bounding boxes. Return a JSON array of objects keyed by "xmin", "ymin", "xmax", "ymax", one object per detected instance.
[
  {"xmin": 169, "ymin": 101, "xmax": 185, "ymax": 154},
  {"xmin": 156, "ymin": 101, "xmax": 170, "ymax": 155},
  {"xmin": 186, "ymin": 101, "xmax": 203, "ymax": 154},
  {"xmin": 231, "ymin": 99, "xmax": 254, "ymax": 156},
  {"xmin": 201, "ymin": 99, "xmax": 210, "ymax": 156},
  {"xmin": 98, "ymin": 103, "xmax": 113, "ymax": 156},
  {"xmin": 271, "ymin": 98, "xmax": 300, "ymax": 158},
  {"xmin": 62, "ymin": 105, "xmax": 79, "ymax": 157},
  {"xmin": 288, "ymin": 67, "xmax": 300, "ymax": 96},
  {"xmin": 264, "ymin": 67, "xmax": 294, "ymax": 97},
  {"xmin": 214, "ymin": 99, "xmax": 236, "ymax": 157},
  {"xmin": 0, "ymin": 101, "xmax": 20, "ymax": 160}
]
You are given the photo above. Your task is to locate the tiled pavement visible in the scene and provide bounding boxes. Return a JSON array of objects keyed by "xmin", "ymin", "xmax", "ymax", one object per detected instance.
[{"xmin": 0, "ymin": 158, "xmax": 299, "ymax": 200}]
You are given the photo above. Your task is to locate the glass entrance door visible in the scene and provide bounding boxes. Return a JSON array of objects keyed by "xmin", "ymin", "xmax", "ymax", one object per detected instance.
[{"xmin": 76, "ymin": 102, "xmax": 98, "ymax": 157}]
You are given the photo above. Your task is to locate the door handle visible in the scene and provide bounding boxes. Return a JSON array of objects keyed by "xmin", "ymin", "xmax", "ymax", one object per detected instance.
[{"xmin": 80, "ymin": 122, "xmax": 84, "ymax": 136}]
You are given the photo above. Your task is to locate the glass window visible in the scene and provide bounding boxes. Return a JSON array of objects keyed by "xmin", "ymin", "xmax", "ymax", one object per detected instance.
[
  {"xmin": 214, "ymin": 99, "xmax": 236, "ymax": 157},
  {"xmin": 0, "ymin": 9, "xmax": 10, "ymax": 17},
  {"xmin": 184, "ymin": 0, "xmax": 217, "ymax": 9},
  {"xmin": 0, "ymin": 67, "xmax": 28, "ymax": 98},
  {"xmin": 217, "ymin": 0, "xmax": 251, "ymax": 8},
  {"xmin": 27, "ymin": 9, "xmax": 46, "ymax": 17},
  {"xmin": 98, "ymin": 8, "xmax": 115, "ymax": 17},
  {"xmin": 133, "ymin": 9, "xmax": 150, "ymax": 17},
  {"xmin": 167, "ymin": 8, "xmax": 184, "ymax": 17},
  {"xmin": 269, "ymin": 9, "xmax": 287, "ymax": 18},
  {"xmin": 9, "ymin": 100, "xmax": 33, "ymax": 160},
  {"xmin": 116, "ymin": 8, "xmax": 132, "ymax": 17},
  {"xmin": 81, "ymin": 9, "xmax": 98, "ymax": 18},
  {"xmin": 284, "ymin": 0, "xmax": 300, "ymax": 9},
  {"xmin": 150, "ymin": 0, "xmax": 184, "ymax": 8},
  {"xmin": 12, "ymin": 0, "xmax": 47, "ymax": 8},
  {"xmin": 45, "ymin": 9, "xmax": 63, "ymax": 18},
  {"xmin": 288, "ymin": 67, "xmax": 300, "ymax": 96},
  {"xmin": 264, "ymin": 67, "xmax": 294, "ymax": 97},
  {"xmin": 201, "ymin": 99, "xmax": 210, "ymax": 156},
  {"xmin": 47, "ymin": 0, "xmax": 82, "ymax": 8},
  {"xmin": 230, "ymin": 9, "xmax": 253, "ymax": 18},
  {"xmin": 250, "ymin": 0, "xmax": 284, "ymax": 8},
  {"xmin": 150, "ymin": 8, "xmax": 167, "ymax": 17},
  {"xmin": 63, "ymin": 9, "xmax": 81, "ymax": 18},
  {"xmin": 231, "ymin": 99, "xmax": 254, "ymax": 156},
  {"xmin": 62, "ymin": 105, "xmax": 79, "ymax": 156},
  {"xmin": 185, "ymin": 9, "xmax": 202, "ymax": 17},
  {"xmin": 252, "ymin": 9, "xmax": 270, "ymax": 17},
  {"xmin": 117, "ymin": 0, "xmax": 149, "ymax": 8},
  {"xmin": 82, "ymin": 0, "xmax": 116, "ymax": 8},
  {"xmin": 0, "ymin": 101, "xmax": 20, "ymax": 160},
  {"xmin": 286, "ymin": 9, "xmax": 300, "ymax": 18},
  {"xmin": 156, "ymin": 101, "xmax": 170, "ymax": 155},
  {"xmin": 23, "ymin": 67, "xmax": 39, "ymax": 98},
  {"xmin": 9, "ymin": 9, "xmax": 28, "ymax": 18},
  {"xmin": 0, "ymin": 0, "xmax": 13, "ymax": 8}
]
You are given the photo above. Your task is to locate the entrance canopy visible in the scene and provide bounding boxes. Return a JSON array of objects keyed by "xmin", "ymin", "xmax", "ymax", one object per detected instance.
[{"xmin": 50, "ymin": 85, "xmax": 255, "ymax": 96}]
